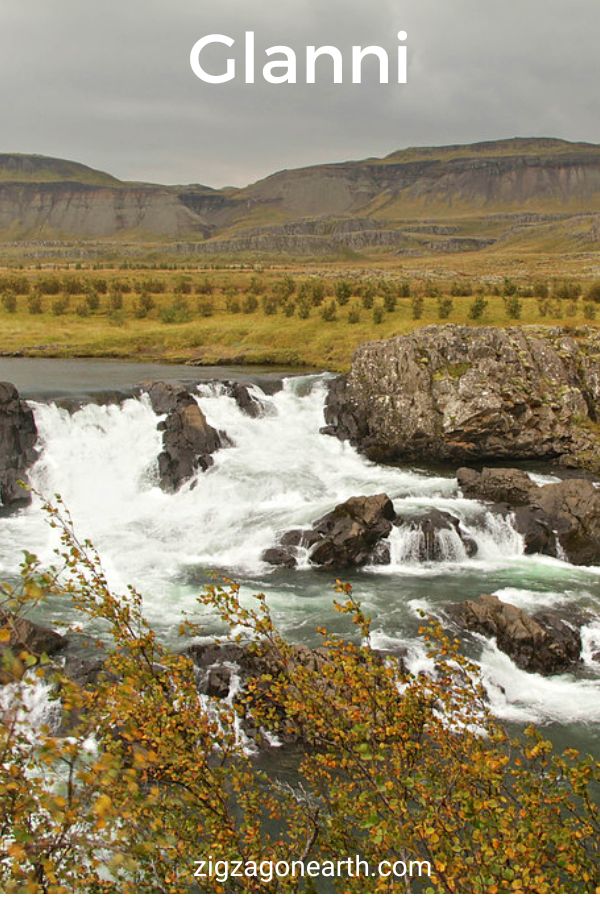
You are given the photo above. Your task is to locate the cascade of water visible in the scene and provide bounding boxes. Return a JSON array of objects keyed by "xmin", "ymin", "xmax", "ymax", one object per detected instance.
[{"xmin": 0, "ymin": 374, "xmax": 597, "ymax": 729}]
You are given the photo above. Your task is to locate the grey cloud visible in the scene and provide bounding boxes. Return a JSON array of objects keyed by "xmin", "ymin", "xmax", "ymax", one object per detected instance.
[{"xmin": 1, "ymin": 0, "xmax": 598, "ymax": 187}]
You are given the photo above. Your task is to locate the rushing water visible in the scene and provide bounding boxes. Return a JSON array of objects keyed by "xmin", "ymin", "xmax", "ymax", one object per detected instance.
[{"xmin": 0, "ymin": 363, "xmax": 599, "ymax": 754}]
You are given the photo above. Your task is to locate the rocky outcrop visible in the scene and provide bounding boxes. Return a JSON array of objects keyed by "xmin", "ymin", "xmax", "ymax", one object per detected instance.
[
  {"xmin": 158, "ymin": 398, "xmax": 227, "ymax": 492},
  {"xmin": 453, "ymin": 594, "xmax": 584, "ymax": 675},
  {"xmin": 458, "ymin": 467, "xmax": 600, "ymax": 565},
  {"xmin": 309, "ymin": 494, "xmax": 395, "ymax": 568},
  {"xmin": 263, "ymin": 494, "xmax": 395, "ymax": 569},
  {"xmin": 324, "ymin": 326, "xmax": 600, "ymax": 471},
  {"xmin": 0, "ymin": 382, "xmax": 38, "ymax": 506},
  {"xmin": 532, "ymin": 479, "xmax": 600, "ymax": 566},
  {"xmin": 141, "ymin": 381, "xmax": 231, "ymax": 492}
]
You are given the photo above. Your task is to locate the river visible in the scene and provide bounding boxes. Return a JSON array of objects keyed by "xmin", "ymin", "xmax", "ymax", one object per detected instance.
[{"xmin": 0, "ymin": 358, "xmax": 599, "ymax": 758}]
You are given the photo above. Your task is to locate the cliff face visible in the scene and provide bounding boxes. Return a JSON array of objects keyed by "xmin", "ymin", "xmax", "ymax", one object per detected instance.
[
  {"xmin": 1, "ymin": 139, "xmax": 600, "ymax": 249},
  {"xmin": 240, "ymin": 150, "xmax": 600, "ymax": 218},
  {"xmin": 323, "ymin": 325, "xmax": 600, "ymax": 471},
  {"xmin": 0, "ymin": 183, "xmax": 211, "ymax": 240}
]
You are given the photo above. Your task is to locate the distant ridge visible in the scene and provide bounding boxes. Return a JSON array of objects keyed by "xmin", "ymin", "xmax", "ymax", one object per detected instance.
[{"xmin": 0, "ymin": 138, "xmax": 599, "ymax": 254}]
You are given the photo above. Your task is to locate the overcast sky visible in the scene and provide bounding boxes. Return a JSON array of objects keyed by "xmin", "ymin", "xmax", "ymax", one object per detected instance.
[{"xmin": 1, "ymin": 0, "xmax": 598, "ymax": 188}]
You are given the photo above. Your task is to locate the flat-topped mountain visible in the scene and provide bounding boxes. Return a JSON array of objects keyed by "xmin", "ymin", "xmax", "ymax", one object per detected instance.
[{"xmin": 1, "ymin": 138, "xmax": 600, "ymax": 253}]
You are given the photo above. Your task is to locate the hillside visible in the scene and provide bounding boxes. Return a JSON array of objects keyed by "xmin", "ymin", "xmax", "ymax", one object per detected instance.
[{"xmin": 1, "ymin": 138, "xmax": 600, "ymax": 254}]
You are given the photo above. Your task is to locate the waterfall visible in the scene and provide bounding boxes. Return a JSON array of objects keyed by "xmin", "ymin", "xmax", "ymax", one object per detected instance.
[
  {"xmin": 388, "ymin": 525, "xmax": 470, "ymax": 564},
  {"xmin": 0, "ymin": 372, "xmax": 597, "ymax": 730}
]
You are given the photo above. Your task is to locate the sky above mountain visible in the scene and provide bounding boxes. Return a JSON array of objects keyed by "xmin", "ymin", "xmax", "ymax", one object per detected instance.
[{"xmin": 2, "ymin": 0, "xmax": 598, "ymax": 188}]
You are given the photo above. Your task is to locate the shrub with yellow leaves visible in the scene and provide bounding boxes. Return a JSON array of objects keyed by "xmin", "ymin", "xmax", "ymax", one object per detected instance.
[{"xmin": 0, "ymin": 497, "xmax": 598, "ymax": 893}]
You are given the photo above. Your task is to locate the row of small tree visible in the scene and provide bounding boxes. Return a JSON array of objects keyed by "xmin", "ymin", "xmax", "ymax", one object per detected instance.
[{"xmin": 3, "ymin": 270, "xmax": 600, "ymax": 304}]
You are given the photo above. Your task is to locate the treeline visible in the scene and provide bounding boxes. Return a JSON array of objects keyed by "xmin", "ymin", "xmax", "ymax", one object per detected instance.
[{"xmin": 1, "ymin": 272, "xmax": 600, "ymax": 326}]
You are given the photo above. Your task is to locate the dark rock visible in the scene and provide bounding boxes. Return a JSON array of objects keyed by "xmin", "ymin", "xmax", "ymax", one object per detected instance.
[
  {"xmin": 0, "ymin": 382, "xmax": 39, "ymax": 506},
  {"xmin": 512, "ymin": 506, "xmax": 559, "ymax": 556},
  {"xmin": 222, "ymin": 381, "xmax": 264, "ymax": 418},
  {"xmin": 262, "ymin": 547, "xmax": 297, "ymax": 568},
  {"xmin": 309, "ymin": 494, "xmax": 395, "ymax": 569},
  {"xmin": 395, "ymin": 509, "xmax": 478, "ymax": 560},
  {"xmin": 264, "ymin": 495, "xmax": 396, "ymax": 570},
  {"xmin": 532, "ymin": 479, "xmax": 600, "ymax": 566},
  {"xmin": 280, "ymin": 529, "xmax": 319, "ymax": 547},
  {"xmin": 368, "ymin": 541, "xmax": 391, "ymax": 565},
  {"xmin": 154, "ymin": 389, "xmax": 231, "ymax": 492},
  {"xmin": 323, "ymin": 326, "xmax": 600, "ymax": 470},
  {"xmin": 141, "ymin": 380, "xmax": 191, "ymax": 416},
  {"xmin": 0, "ymin": 611, "xmax": 67, "ymax": 657},
  {"xmin": 454, "ymin": 594, "xmax": 583, "ymax": 674},
  {"xmin": 458, "ymin": 466, "xmax": 600, "ymax": 565},
  {"xmin": 457, "ymin": 466, "xmax": 536, "ymax": 506}
]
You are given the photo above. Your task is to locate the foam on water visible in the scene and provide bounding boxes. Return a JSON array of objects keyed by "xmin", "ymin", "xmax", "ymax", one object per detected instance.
[{"xmin": 0, "ymin": 375, "xmax": 598, "ymax": 729}]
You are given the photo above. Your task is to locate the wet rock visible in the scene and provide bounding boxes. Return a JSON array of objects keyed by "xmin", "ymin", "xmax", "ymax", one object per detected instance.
[
  {"xmin": 532, "ymin": 479, "xmax": 600, "ymax": 566},
  {"xmin": 368, "ymin": 541, "xmax": 391, "ymax": 565},
  {"xmin": 454, "ymin": 594, "xmax": 583, "ymax": 675},
  {"xmin": 261, "ymin": 547, "xmax": 297, "ymax": 568},
  {"xmin": 0, "ymin": 382, "xmax": 39, "ymax": 506},
  {"xmin": 221, "ymin": 381, "xmax": 264, "ymax": 418},
  {"xmin": 324, "ymin": 326, "xmax": 600, "ymax": 470},
  {"xmin": 280, "ymin": 529, "xmax": 319, "ymax": 547},
  {"xmin": 141, "ymin": 381, "xmax": 233, "ymax": 491},
  {"xmin": 457, "ymin": 467, "xmax": 536, "ymax": 507},
  {"xmin": 458, "ymin": 466, "xmax": 600, "ymax": 565},
  {"xmin": 395, "ymin": 509, "xmax": 478, "ymax": 560},
  {"xmin": 264, "ymin": 495, "xmax": 395, "ymax": 570},
  {"xmin": 309, "ymin": 494, "xmax": 395, "ymax": 569},
  {"xmin": 512, "ymin": 506, "xmax": 559, "ymax": 557},
  {"xmin": 142, "ymin": 380, "xmax": 191, "ymax": 416}
]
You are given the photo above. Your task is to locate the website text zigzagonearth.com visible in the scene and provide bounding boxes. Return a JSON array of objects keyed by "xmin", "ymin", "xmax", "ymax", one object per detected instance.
[{"xmin": 193, "ymin": 854, "xmax": 432, "ymax": 886}]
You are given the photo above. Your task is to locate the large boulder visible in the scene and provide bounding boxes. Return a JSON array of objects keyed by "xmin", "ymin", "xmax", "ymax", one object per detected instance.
[
  {"xmin": 309, "ymin": 494, "xmax": 396, "ymax": 568},
  {"xmin": 324, "ymin": 326, "xmax": 600, "ymax": 470},
  {"xmin": 0, "ymin": 382, "xmax": 39, "ymax": 506},
  {"xmin": 262, "ymin": 495, "xmax": 395, "ymax": 570},
  {"xmin": 454, "ymin": 594, "xmax": 584, "ymax": 675},
  {"xmin": 141, "ymin": 382, "xmax": 232, "ymax": 492},
  {"xmin": 457, "ymin": 466, "xmax": 536, "ymax": 506},
  {"xmin": 457, "ymin": 466, "xmax": 600, "ymax": 565},
  {"xmin": 533, "ymin": 479, "xmax": 600, "ymax": 566},
  {"xmin": 158, "ymin": 397, "xmax": 228, "ymax": 492}
]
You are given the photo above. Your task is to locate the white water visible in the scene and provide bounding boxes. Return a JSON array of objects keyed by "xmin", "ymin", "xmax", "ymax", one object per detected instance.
[{"xmin": 0, "ymin": 374, "xmax": 599, "ymax": 731}]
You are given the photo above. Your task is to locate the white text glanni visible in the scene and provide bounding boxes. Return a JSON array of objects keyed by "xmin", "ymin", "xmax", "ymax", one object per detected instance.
[{"xmin": 189, "ymin": 31, "xmax": 408, "ymax": 85}]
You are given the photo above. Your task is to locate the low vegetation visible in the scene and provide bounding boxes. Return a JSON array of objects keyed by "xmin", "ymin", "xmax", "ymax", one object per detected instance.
[{"xmin": 0, "ymin": 267, "xmax": 599, "ymax": 370}]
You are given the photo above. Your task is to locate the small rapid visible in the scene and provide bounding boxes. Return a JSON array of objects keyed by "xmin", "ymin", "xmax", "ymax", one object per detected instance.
[{"xmin": 0, "ymin": 373, "xmax": 598, "ymax": 733}]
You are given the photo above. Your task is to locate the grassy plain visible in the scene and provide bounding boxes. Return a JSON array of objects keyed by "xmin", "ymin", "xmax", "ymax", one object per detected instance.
[{"xmin": 0, "ymin": 248, "xmax": 599, "ymax": 371}]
